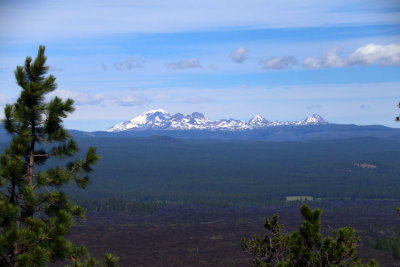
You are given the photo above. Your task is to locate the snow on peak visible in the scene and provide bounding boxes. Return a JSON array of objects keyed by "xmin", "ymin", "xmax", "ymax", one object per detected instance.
[
  {"xmin": 106, "ymin": 109, "xmax": 171, "ymax": 132},
  {"xmin": 130, "ymin": 109, "xmax": 170, "ymax": 125},
  {"xmin": 249, "ymin": 115, "xmax": 268, "ymax": 124},
  {"xmin": 106, "ymin": 110, "xmax": 328, "ymax": 132},
  {"xmin": 184, "ymin": 112, "xmax": 210, "ymax": 125},
  {"xmin": 302, "ymin": 114, "xmax": 328, "ymax": 124},
  {"xmin": 144, "ymin": 109, "xmax": 168, "ymax": 114}
]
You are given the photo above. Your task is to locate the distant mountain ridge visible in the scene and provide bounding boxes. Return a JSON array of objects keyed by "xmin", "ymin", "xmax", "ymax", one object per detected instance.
[
  {"xmin": 1, "ymin": 120, "xmax": 400, "ymax": 143},
  {"xmin": 106, "ymin": 109, "xmax": 328, "ymax": 132}
]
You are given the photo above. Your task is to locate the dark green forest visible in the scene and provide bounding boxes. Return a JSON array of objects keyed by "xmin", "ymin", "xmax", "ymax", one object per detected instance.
[
  {"xmin": 72, "ymin": 136, "xmax": 400, "ymax": 204},
  {"xmin": 2, "ymin": 136, "xmax": 397, "ymax": 207},
  {"xmin": 1, "ymin": 44, "xmax": 399, "ymax": 266}
]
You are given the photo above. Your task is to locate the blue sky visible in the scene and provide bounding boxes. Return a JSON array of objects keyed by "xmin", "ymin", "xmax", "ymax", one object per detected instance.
[{"xmin": 0, "ymin": 0, "xmax": 400, "ymax": 131}]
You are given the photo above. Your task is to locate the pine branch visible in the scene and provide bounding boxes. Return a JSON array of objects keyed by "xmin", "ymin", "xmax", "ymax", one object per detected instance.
[
  {"xmin": 0, "ymin": 46, "xmax": 114, "ymax": 267},
  {"xmin": 33, "ymin": 154, "xmax": 48, "ymax": 157}
]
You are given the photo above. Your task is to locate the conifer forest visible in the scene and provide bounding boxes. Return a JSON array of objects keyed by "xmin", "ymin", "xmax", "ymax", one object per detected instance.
[{"xmin": 1, "ymin": 2, "xmax": 400, "ymax": 266}]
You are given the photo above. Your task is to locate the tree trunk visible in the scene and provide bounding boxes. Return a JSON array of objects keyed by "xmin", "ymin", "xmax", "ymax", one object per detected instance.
[
  {"xmin": 28, "ymin": 142, "xmax": 34, "ymax": 187},
  {"xmin": 28, "ymin": 122, "xmax": 35, "ymax": 187},
  {"xmin": 13, "ymin": 242, "xmax": 18, "ymax": 267},
  {"xmin": 8, "ymin": 242, "xmax": 18, "ymax": 267}
]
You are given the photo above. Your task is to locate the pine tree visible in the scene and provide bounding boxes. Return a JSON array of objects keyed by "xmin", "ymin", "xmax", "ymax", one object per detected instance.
[
  {"xmin": 0, "ymin": 46, "xmax": 118, "ymax": 266},
  {"xmin": 242, "ymin": 204, "xmax": 378, "ymax": 267}
]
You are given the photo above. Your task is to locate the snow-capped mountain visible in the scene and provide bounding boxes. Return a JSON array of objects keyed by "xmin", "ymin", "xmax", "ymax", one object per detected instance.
[
  {"xmin": 249, "ymin": 115, "xmax": 269, "ymax": 127},
  {"xmin": 106, "ymin": 110, "xmax": 328, "ymax": 132}
]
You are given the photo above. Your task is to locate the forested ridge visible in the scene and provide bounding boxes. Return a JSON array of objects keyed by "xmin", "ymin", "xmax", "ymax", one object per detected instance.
[
  {"xmin": 2, "ymin": 135, "xmax": 399, "ymax": 207},
  {"xmin": 11, "ymin": 136, "xmax": 396, "ymax": 207}
]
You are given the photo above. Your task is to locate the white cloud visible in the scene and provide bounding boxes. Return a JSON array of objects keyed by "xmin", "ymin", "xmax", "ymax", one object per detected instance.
[
  {"xmin": 165, "ymin": 58, "xmax": 202, "ymax": 70},
  {"xmin": 115, "ymin": 95, "xmax": 151, "ymax": 106},
  {"xmin": 303, "ymin": 47, "xmax": 345, "ymax": 69},
  {"xmin": 49, "ymin": 90, "xmax": 111, "ymax": 105},
  {"xmin": 114, "ymin": 57, "xmax": 145, "ymax": 70},
  {"xmin": 260, "ymin": 56, "xmax": 297, "ymax": 70},
  {"xmin": 348, "ymin": 43, "xmax": 400, "ymax": 66},
  {"xmin": 230, "ymin": 47, "xmax": 248, "ymax": 63},
  {"xmin": 304, "ymin": 43, "xmax": 400, "ymax": 69}
]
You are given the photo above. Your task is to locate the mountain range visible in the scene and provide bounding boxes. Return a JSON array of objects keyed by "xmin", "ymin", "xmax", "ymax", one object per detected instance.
[
  {"xmin": 106, "ymin": 109, "xmax": 328, "ymax": 132},
  {"xmin": 1, "ymin": 110, "xmax": 399, "ymax": 142}
]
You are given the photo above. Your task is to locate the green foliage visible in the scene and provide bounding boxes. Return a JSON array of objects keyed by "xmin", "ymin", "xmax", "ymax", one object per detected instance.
[
  {"xmin": 368, "ymin": 235, "xmax": 400, "ymax": 260},
  {"xmin": 1, "ymin": 135, "xmax": 400, "ymax": 207},
  {"xmin": 242, "ymin": 204, "xmax": 378, "ymax": 267},
  {"xmin": 0, "ymin": 46, "xmax": 118, "ymax": 266},
  {"xmin": 61, "ymin": 137, "xmax": 400, "ymax": 205},
  {"xmin": 367, "ymin": 207, "xmax": 400, "ymax": 260},
  {"xmin": 241, "ymin": 214, "xmax": 288, "ymax": 266},
  {"xmin": 76, "ymin": 199, "xmax": 164, "ymax": 213}
]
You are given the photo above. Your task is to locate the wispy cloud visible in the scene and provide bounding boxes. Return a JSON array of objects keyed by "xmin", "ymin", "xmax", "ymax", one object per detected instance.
[
  {"xmin": 115, "ymin": 95, "xmax": 151, "ymax": 106},
  {"xmin": 49, "ymin": 89, "xmax": 152, "ymax": 107},
  {"xmin": 0, "ymin": 94, "xmax": 7, "ymax": 105},
  {"xmin": 2, "ymin": 1, "xmax": 398, "ymax": 38},
  {"xmin": 154, "ymin": 94, "xmax": 170, "ymax": 100},
  {"xmin": 360, "ymin": 104, "xmax": 371, "ymax": 110},
  {"xmin": 165, "ymin": 58, "xmax": 202, "ymax": 70},
  {"xmin": 303, "ymin": 47, "xmax": 345, "ymax": 69},
  {"xmin": 304, "ymin": 43, "xmax": 400, "ymax": 69},
  {"xmin": 207, "ymin": 64, "xmax": 220, "ymax": 70},
  {"xmin": 114, "ymin": 57, "xmax": 145, "ymax": 70},
  {"xmin": 184, "ymin": 97, "xmax": 216, "ymax": 104},
  {"xmin": 307, "ymin": 104, "xmax": 322, "ymax": 110},
  {"xmin": 49, "ymin": 90, "xmax": 111, "ymax": 105},
  {"xmin": 49, "ymin": 66, "xmax": 64, "ymax": 72},
  {"xmin": 230, "ymin": 47, "xmax": 248, "ymax": 63},
  {"xmin": 260, "ymin": 56, "xmax": 297, "ymax": 70}
]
